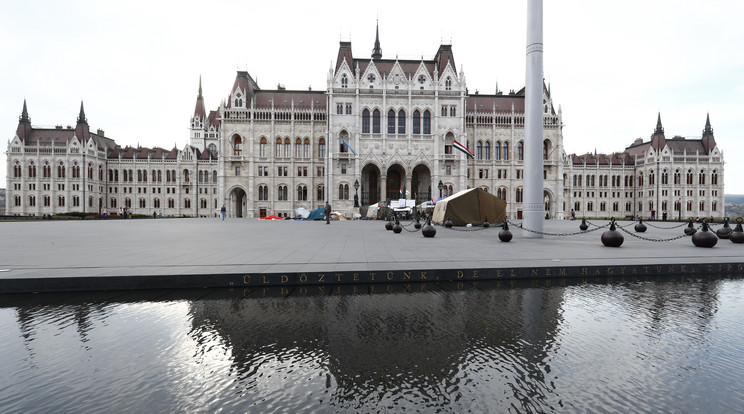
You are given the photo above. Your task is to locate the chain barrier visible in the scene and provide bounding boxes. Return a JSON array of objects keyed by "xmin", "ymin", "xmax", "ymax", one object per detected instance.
[
  {"xmin": 509, "ymin": 219, "xmax": 609, "ymax": 237},
  {"xmin": 443, "ymin": 224, "xmax": 491, "ymax": 232},
  {"xmin": 617, "ymin": 223, "xmax": 692, "ymax": 242},
  {"xmin": 400, "ymin": 220, "xmax": 421, "ymax": 233},
  {"xmin": 642, "ymin": 221, "xmax": 689, "ymax": 230}
]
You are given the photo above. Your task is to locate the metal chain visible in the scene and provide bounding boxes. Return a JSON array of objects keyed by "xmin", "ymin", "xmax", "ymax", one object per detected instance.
[
  {"xmin": 617, "ymin": 223, "xmax": 692, "ymax": 242},
  {"xmin": 509, "ymin": 219, "xmax": 609, "ymax": 237},
  {"xmin": 643, "ymin": 221, "xmax": 692, "ymax": 230},
  {"xmin": 443, "ymin": 224, "xmax": 491, "ymax": 232}
]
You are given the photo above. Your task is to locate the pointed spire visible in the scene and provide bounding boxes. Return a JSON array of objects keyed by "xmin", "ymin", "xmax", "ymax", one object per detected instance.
[
  {"xmin": 19, "ymin": 99, "xmax": 30, "ymax": 124},
  {"xmin": 371, "ymin": 20, "xmax": 382, "ymax": 60},
  {"xmin": 654, "ymin": 112, "xmax": 664, "ymax": 135},
  {"xmin": 198, "ymin": 75, "xmax": 203, "ymax": 97},
  {"xmin": 77, "ymin": 101, "xmax": 88, "ymax": 125},
  {"xmin": 703, "ymin": 113, "xmax": 714, "ymax": 136}
]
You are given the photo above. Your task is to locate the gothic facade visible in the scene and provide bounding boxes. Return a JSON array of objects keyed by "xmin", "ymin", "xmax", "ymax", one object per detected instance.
[{"xmin": 4, "ymin": 30, "xmax": 725, "ymax": 220}]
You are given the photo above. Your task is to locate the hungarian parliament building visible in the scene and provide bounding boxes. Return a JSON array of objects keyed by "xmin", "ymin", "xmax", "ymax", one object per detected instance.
[{"xmin": 5, "ymin": 31, "xmax": 725, "ymax": 220}]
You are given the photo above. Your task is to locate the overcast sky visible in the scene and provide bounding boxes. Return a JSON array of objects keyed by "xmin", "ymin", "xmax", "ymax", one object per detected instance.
[{"xmin": 3, "ymin": 0, "xmax": 743, "ymax": 193}]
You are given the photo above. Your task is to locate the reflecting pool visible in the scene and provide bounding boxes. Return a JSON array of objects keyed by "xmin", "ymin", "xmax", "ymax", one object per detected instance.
[{"xmin": 1, "ymin": 276, "xmax": 743, "ymax": 413}]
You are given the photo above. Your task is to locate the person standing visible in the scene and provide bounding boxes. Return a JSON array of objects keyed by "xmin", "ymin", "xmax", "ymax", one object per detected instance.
[
  {"xmin": 324, "ymin": 201, "xmax": 331, "ymax": 224},
  {"xmin": 102, "ymin": 207, "xmax": 108, "ymax": 220},
  {"xmin": 221, "ymin": 205, "xmax": 226, "ymax": 220}
]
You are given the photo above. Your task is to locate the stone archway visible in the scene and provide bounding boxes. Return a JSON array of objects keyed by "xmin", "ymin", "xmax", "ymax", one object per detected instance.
[
  {"xmin": 411, "ymin": 164, "xmax": 432, "ymax": 203},
  {"xmin": 361, "ymin": 164, "xmax": 381, "ymax": 205},
  {"xmin": 386, "ymin": 164, "xmax": 406, "ymax": 200},
  {"xmin": 229, "ymin": 187, "xmax": 247, "ymax": 218}
]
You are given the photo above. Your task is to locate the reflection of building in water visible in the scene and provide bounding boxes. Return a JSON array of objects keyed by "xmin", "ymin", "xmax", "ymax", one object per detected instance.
[{"xmin": 187, "ymin": 282, "xmax": 566, "ymax": 406}]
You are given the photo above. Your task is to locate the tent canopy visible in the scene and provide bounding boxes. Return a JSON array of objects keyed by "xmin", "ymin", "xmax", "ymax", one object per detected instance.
[
  {"xmin": 305, "ymin": 208, "xmax": 326, "ymax": 220},
  {"xmin": 432, "ymin": 188, "xmax": 506, "ymax": 225}
]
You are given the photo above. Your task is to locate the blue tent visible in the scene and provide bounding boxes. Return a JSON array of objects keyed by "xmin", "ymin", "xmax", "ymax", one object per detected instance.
[{"xmin": 305, "ymin": 207, "xmax": 326, "ymax": 220}]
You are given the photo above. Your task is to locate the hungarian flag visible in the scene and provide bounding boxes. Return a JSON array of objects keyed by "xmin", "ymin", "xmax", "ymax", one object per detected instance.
[{"xmin": 453, "ymin": 140, "xmax": 474, "ymax": 158}]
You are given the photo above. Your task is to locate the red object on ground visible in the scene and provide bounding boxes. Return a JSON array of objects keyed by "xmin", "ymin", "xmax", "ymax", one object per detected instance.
[{"xmin": 262, "ymin": 215, "xmax": 284, "ymax": 220}]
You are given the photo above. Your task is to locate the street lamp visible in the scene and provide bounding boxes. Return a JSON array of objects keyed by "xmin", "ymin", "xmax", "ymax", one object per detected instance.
[
  {"xmin": 438, "ymin": 180, "xmax": 443, "ymax": 198},
  {"xmin": 354, "ymin": 179, "xmax": 360, "ymax": 207}
]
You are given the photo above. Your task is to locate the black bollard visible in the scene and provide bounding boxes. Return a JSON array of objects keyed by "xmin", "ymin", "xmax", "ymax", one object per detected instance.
[
  {"xmin": 414, "ymin": 214, "xmax": 422, "ymax": 230},
  {"xmin": 445, "ymin": 217, "xmax": 453, "ymax": 228},
  {"xmin": 422, "ymin": 218, "xmax": 436, "ymax": 238},
  {"xmin": 684, "ymin": 219, "xmax": 697, "ymax": 236},
  {"xmin": 601, "ymin": 218, "xmax": 624, "ymax": 247},
  {"xmin": 634, "ymin": 218, "xmax": 647, "ymax": 233},
  {"xmin": 716, "ymin": 217, "xmax": 732, "ymax": 239},
  {"xmin": 579, "ymin": 218, "xmax": 588, "ymax": 231},
  {"xmin": 499, "ymin": 221, "xmax": 513, "ymax": 242},
  {"xmin": 393, "ymin": 216, "xmax": 402, "ymax": 234},
  {"xmin": 483, "ymin": 216, "xmax": 490, "ymax": 228},
  {"xmin": 385, "ymin": 212, "xmax": 394, "ymax": 230},
  {"xmin": 692, "ymin": 221, "xmax": 718, "ymax": 247},
  {"xmin": 730, "ymin": 218, "xmax": 744, "ymax": 244}
]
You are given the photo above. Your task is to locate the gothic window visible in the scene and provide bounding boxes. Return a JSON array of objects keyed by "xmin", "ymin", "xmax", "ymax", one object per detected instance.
[
  {"xmin": 476, "ymin": 141, "xmax": 483, "ymax": 160},
  {"xmin": 278, "ymin": 185, "xmax": 288, "ymax": 201},
  {"xmin": 234, "ymin": 93, "xmax": 242, "ymax": 108},
  {"xmin": 184, "ymin": 169, "xmax": 190, "ymax": 182},
  {"xmin": 418, "ymin": 75, "xmax": 426, "ymax": 84},
  {"xmin": 503, "ymin": 142, "xmax": 509, "ymax": 160},
  {"xmin": 337, "ymin": 104, "xmax": 343, "ymax": 114},
  {"xmin": 388, "ymin": 109, "xmax": 396, "ymax": 134},
  {"xmin": 450, "ymin": 106, "xmax": 456, "ymax": 117},
  {"xmin": 398, "ymin": 109, "xmax": 406, "ymax": 134},
  {"xmin": 485, "ymin": 141, "xmax": 490, "ymax": 160},
  {"xmin": 341, "ymin": 74, "xmax": 348, "ymax": 88},
  {"xmin": 362, "ymin": 109, "xmax": 371, "ymax": 133},
  {"xmin": 413, "ymin": 110, "xmax": 421, "ymax": 135},
  {"xmin": 275, "ymin": 137, "xmax": 282, "ymax": 156},
  {"xmin": 260, "ymin": 137, "xmax": 267, "ymax": 157},
  {"xmin": 445, "ymin": 77, "xmax": 452, "ymax": 91},
  {"xmin": 517, "ymin": 141, "xmax": 524, "ymax": 161},
  {"xmin": 296, "ymin": 138, "xmax": 302, "ymax": 157},
  {"xmin": 516, "ymin": 188, "xmax": 523, "ymax": 203},
  {"xmin": 674, "ymin": 169, "xmax": 681, "ymax": 185},
  {"xmin": 338, "ymin": 183, "xmax": 349, "ymax": 200},
  {"xmin": 712, "ymin": 170, "xmax": 718, "ymax": 185},
  {"xmin": 543, "ymin": 140, "xmax": 550, "ymax": 160},
  {"xmin": 494, "ymin": 142, "xmax": 501, "ymax": 160},
  {"xmin": 233, "ymin": 135, "xmax": 242, "ymax": 156},
  {"xmin": 423, "ymin": 110, "xmax": 431, "ymax": 134},
  {"xmin": 686, "ymin": 169, "xmax": 693, "ymax": 185},
  {"xmin": 317, "ymin": 185, "xmax": 324, "ymax": 201},
  {"xmin": 318, "ymin": 138, "xmax": 326, "ymax": 157},
  {"xmin": 346, "ymin": 103, "xmax": 352, "ymax": 114},
  {"xmin": 441, "ymin": 106, "xmax": 447, "ymax": 117},
  {"xmin": 297, "ymin": 185, "xmax": 308, "ymax": 201},
  {"xmin": 259, "ymin": 185, "xmax": 268, "ymax": 201},
  {"xmin": 284, "ymin": 138, "xmax": 290, "ymax": 157},
  {"xmin": 304, "ymin": 138, "xmax": 311, "ymax": 158},
  {"xmin": 699, "ymin": 170, "xmax": 706, "ymax": 185},
  {"xmin": 372, "ymin": 109, "xmax": 381, "ymax": 133},
  {"xmin": 168, "ymin": 198, "xmax": 175, "ymax": 208}
]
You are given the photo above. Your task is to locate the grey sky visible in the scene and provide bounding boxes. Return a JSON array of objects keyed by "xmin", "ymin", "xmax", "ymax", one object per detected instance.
[{"xmin": 3, "ymin": 0, "xmax": 743, "ymax": 193}]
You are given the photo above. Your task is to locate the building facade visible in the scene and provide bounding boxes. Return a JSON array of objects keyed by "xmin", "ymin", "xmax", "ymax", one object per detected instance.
[{"xmin": 4, "ymin": 29, "xmax": 724, "ymax": 220}]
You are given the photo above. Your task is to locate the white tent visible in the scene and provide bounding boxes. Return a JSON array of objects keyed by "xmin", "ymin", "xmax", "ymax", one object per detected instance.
[{"xmin": 295, "ymin": 207, "xmax": 310, "ymax": 219}]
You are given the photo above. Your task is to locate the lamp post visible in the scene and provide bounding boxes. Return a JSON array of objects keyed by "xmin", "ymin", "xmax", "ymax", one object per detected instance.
[
  {"xmin": 438, "ymin": 180, "xmax": 443, "ymax": 198},
  {"xmin": 354, "ymin": 179, "xmax": 360, "ymax": 207},
  {"xmin": 678, "ymin": 198, "xmax": 682, "ymax": 221}
]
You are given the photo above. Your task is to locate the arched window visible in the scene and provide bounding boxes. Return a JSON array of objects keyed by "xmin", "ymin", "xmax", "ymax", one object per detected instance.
[
  {"xmin": 184, "ymin": 169, "xmax": 190, "ymax": 182},
  {"xmin": 341, "ymin": 74, "xmax": 348, "ymax": 88},
  {"xmin": 362, "ymin": 109, "xmax": 371, "ymax": 133},
  {"xmin": 388, "ymin": 109, "xmax": 396, "ymax": 134},
  {"xmin": 484, "ymin": 141, "xmax": 491, "ymax": 160},
  {"xmin": 372, "ymin": 109, "xmax": 381, "ymax": 133},
  {"xmin": 278, "ymin": 185, "xmax": 288, "ymax": 201},
  {"xmin": 318, "ymin": 138, "xmax": 326, "ymax": 157},
  {"xmin": 338, "ymin": 183, "xmax": 349, "ymax": 200},
  {"xmin": 303, "ymin": 138, "xmax": 310, "ymax": 158},
  {"xmin": 686, "ymin": 169, "xmax": 694, "ymax": 185},
  {"xmin": 275, "ymin": 137, "xmax": 282, "ymax": 156},
  {"xmin": 476, "ymin": 141, "xmax": 483, "ymax": 160},
  {"xmin": 494, "ymin": 142, "xmax": 501, "ymax": 160},
  {"xmin": 413, "ymin": 110, "xmax": 421, "ymax": 135},
  {"xmin": 198, "ymin": 171, "xmax": 204, "ymax": 183},
  {"xmin": 213, "ymin": 170, "xmax": 217, "ymax": 183},
  {"xmin": 296, "ymin": 138, "xmax": 302, "ymax": 158},
  {"xmin": 674, "ymin": 169, "xmax": 681, "ymax": 185},
  {"xmin": 258, "ymin": 185, "xmax": 268, "ymax": 201},
  {"xmin": 233, "ymin": 135, "xmax": 242, "ymax": 156},
  {"xmin": 638, "ymin": 172, "xmax": 644, "ymax": 187},
  {"xmin": 317, "ymin": 185, "xmax": 324, "ymax": 201},
  {"xmin": 503, "ymin": 142, "xmax": 509, "ymax": 160},
  {"xmin": 142, "ymin": 169, "xmax": 147, "ymax": 182},
  {"xmin": 712, "ymin": 170, "xmax": 718, "ymax": 185},
  {"xmin": 398, "ymin": 109, "xmax": 406, "ymax": 134},
  {"xmin": 423, "ymin": 110, "xmax": 431, "ymax": 134},
  {"xmin": 699, "ymin": 170, "xmax": 706, "ymax": 185},
  {"xmin": 543, "ymin": 140, "xmax": 550, "ymax": 160},
  {"xmin": 517, "ymin": 141, "xmax": 524, "ymax": 161},
  {"xmin": 445, "ymin": 77, "xmax": 452, "ymax": 90},
  {"xmin": 516, "ymin": 188, "xmax": 523, "ymax": 203},
  {"xmin": 138, "ymin": 169, "xmax": 143, "ymax": 182},
  {"xmin": 297, "ymin": 185, "xmax": 308, "ymax": 201},
  {"xmin": 259, "ymin": 137, "xmax": 267, "ymax": 157},
  {"xmin": 284, "ymin": 138, "xmax": 290, "ymax": 157}
]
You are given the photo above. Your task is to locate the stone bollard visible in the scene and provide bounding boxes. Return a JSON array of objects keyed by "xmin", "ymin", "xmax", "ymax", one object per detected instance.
[
  {"xmin": 692, "ymin": 221, "xmax": 718, "ymax": 247},
  {"xmin": 716, "ymin": 217, "xmax": 732, "ymax": 239},
  {"xmin": 422, "ymin": 218, "xmax": 436, "ymax": 238},
  {"xmin": 684, "ymin": 219, "xmax": 697, "ymax": 236},
  {"xmin": 499, "ymin": 221, "xmax": 513, "ymax": 242},
  {"xmin": 729, "ymin": 218, "xmax": 744, "ymax": 244},
  {"xmin": 445, "ymin": 217, "xmax": 453, "ymax": 228},
  {"xmin": 579, "ymin": 218, "xmax": 588, "ymax": 231},
  {"xmin": 393, "ymin": 217, "xmax": 402, "ymax": 234},
  {"xmin": 634, "ymin": 218, "xmax": 647, "ymax": 233},
  {"xmin": 483, "ymin": 216, "xmax": 490, "ymax": 228},
  {"xmin": 601, "ymin": 218, "xmax": 624, "ymax": 247}
]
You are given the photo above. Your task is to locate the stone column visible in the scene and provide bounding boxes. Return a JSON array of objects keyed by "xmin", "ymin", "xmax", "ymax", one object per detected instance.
[{"xmin": 523, "ymin": 0, "xmax": 544, "ymax": 237}]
